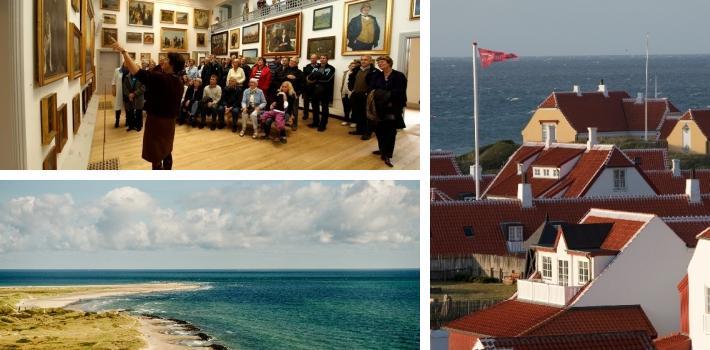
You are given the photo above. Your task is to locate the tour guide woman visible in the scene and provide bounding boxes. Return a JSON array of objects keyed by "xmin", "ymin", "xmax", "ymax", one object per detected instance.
[{"xmin": 111, "ymin": 39, "xmax": 185, "ymax": 170}]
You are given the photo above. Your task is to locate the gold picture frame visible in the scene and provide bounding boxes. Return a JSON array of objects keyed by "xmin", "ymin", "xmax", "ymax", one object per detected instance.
[
  {"xmin": 56, "ymin": 103, "xmax": 68, "ymax": 153},
  {"xmin": 242, "ymin": 23, "xmax": 259, "ymax": 44},
  {"xmin": 342, "ymin": 0, "xmax": 392, "ymax": 56},
  {"xmin": 36, "ymin": 0, "xmax": 69, "ymax": 86},
  {"xmin": 127, "ymin": 0, "xmax": 154, "ymax": 27},
  {"xmin": 144, "ymin": 32, "xmax": 154, "ymax": 45},
  {"xmin": 176, "ymin": 12, "xmax": 189, "ymax": 25},
  {"xmin": 81, "ymin": 0, "xmax": 95, "ymax": 85},
  {"xmin": 70, "ymin": 24, "xmax": 82, "ymax": 79},
  {"xmin": 101, "ymin": 0, "xmax": 119, "ymax": 11},
  {"xmin": 229, "ymin": 28, "xmax": 240, "ymax": 50},
  {"xmin": 72, "ymin": 94, "xmax": 81, "ymax": 134},
  {"xmin": 40, "ymin": 93, "xmax": 57, "ymax": 146},
  {"xmin": 160, "ymin": 9, "xmax": 175, "ymax": 24},
  {"xmin": 194, "ymin": 9, "xmax": 210, "ymax": 29},
  {"xmin": 101, "ymin": 28, "xmax": 118, "ymax": 48},
  {"xmin": 410, "ymin": 0, "xmax": 420, "ymax": 19},
  {"xmin": 196, "ymin": 33, "xmax": 206, "ymax": 47},
  {"xmin": 262, "ymin": 13, "xmax": 302, "ymax": 57},
  {"xmin": 160, "ymin": 27, "xmax": 188, "ymax": 52},
  {"xmin": 127, "ymin": 32, "xmax": 143, "ymax": 43},
  {"xmin": 42, "ymin": 146, "xmax": 58, "ymax": 170}
]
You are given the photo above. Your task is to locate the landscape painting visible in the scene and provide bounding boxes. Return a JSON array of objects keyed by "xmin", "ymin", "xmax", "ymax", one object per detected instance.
[
  {"xmin": 36, "ymin": 0, "xmax": 69, "ymax": 86},
  {"xmin": 313, "ymin": 5, "xmax": 333, "ymax": 30},
  {"xmin": 101, "ymin": 28, "xmax": 118, "ymax": 48},
  {"xmin": 128, "ymin": 0, "xmax": 154, "ymax": 27},
  {"xmin": 160, "ymin": 9, "xmax": 174, "ymax": 24},
  {"xmin": 140, "ymin": 52, "xmax": 151, "ymax": 62},
  {"xmin": 194, "ymin": 9, "xmax": 209, "ymax": 29},
  {"xmin": 229, "ymin": 28, "xmax": 240, "ymax": 50},
  {"xmin": 103, "ymin": 13, "xmax": 117, "ymax": 25},
  {"xmin": 307, "ymin": 36, "xmax": 336, "ymax": 59},
  {"xmin": 126, "ymin": 32, "xmax": 143, "ymax": 43},
  {"xmin": 160, "ymin": 28, "xmax": 188, "ymax": 52},
  {"xmin": 242, "ymin": 23, "xmax": 259, "ymax": 44},
  {"xmin": 211, "ymin": 32, "xmax": 228, "ymax": 56},
  {"xmin": 176, "ymin": 12, "xmax": 189, "ymax": 25},
  {"xmin": 262, "ymin": 13, "xmax": 301, "ymax": 57},
  {"xmin": 242, "ymin": 48, "xmax": 258, "ymax": 64},
  {"xmin": 100, "ymin": 0, "xmax": 119, "ymax": 11}
]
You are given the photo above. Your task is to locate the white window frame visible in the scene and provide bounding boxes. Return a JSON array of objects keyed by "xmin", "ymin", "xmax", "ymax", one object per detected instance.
[
  {"xmin": 508, "ymin": 226, "xmax": 523, "ymax": 242},
  {"xmin": 534, "ymin": 168, "xmax": 541, "ymax": 176},
  {"xmin": 683, "ymin": 124, "xmax": 691, "ymax": 152},
  {"xmin": 578, "ymin": 260, "xmax": 590, "ymax": 284},
  {"xmin": 613, "ymin": 169, "xmax": 626, "ymax": 191},
  {"xmin": 542, "ymin": 256, "xmax": 552, "ymax": 279},
  {"xmin": 533, "ymin": 167, "xmax": 561, "ymax": 179},
  {"xmin": 558, "ymin": 259, "xmax": 569, "ymax": 286},
  {"xmin": 541, "ymin": 123, "xmax": 556, "ymax": 141}
]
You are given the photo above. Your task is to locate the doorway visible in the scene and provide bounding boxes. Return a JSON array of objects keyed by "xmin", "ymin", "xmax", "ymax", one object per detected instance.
[
  {"xmin": 98, "ymin": 51, "xmax": 120, "ymax": 96},
  {"xmin": 398, "ymin": 33, "xmax": 420, "ymax": 110}
]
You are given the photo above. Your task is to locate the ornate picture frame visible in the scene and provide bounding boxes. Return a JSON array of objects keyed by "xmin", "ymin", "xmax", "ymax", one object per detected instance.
[
  {"xmin": 341, "ymin": 0, "xmax": 392, "ymax": 56},
  {"xmin": 56, "ymin": 103, "xmax": 68, "ymax": 153},
  {"xmin": 307, "ymin": 36, "xmax": 336, "ymax": 60},
  {"xmin": 261, "ymin": 13, "xmax": 302, "ymax": 57},
  {"xmin": 72, "ymin": 94, "xmax": 81, "ymax": 134},
  {"xmin": 160, "ymin": 27, "xmax": 188, "ymax": 52},
  {"xmin": 313, "ymin": 6, "xmax": 333, "ymax": 30},
  {"xmin": 36, "ymin": 0, "xmax": 69, "ymax": 86},
  {"xmin": 127, "ymin": 0, "xmax": 154, "ymax": 27},
  {"xmin": 40, "ymin": 93, "xmax": 57, "ymax": 146},
  {"xmin": 242, "ymin": 23, "xmax": 260, "ymax": 45},
  {"xmin": 211, "ymin": 31, "xmax": 228, "ymax": 56}
]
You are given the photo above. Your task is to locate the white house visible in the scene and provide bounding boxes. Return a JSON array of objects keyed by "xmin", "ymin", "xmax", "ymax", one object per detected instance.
[{"xmin": 688, "ymin": 227, "xmax": 710, "ymax": 349}]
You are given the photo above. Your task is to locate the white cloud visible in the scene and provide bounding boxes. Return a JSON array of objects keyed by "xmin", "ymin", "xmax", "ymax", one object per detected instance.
[{"xmin": 0, "ymin": 182, "xmax": 418, "ymax": 252}]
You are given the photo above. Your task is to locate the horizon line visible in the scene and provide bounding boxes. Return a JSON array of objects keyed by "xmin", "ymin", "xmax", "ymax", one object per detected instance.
[
  {"xmin": 433, "ymin": 53, "xmax": 710, "ymax": 58},
  {"xmin": 0, "ymin": 267, "xmax": 420, "ymax": 271}
]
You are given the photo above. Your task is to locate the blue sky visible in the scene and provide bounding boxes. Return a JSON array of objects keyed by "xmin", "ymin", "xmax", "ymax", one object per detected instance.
[
  {"xmin": 0, "ymin": 181, "xmax": 419, "ymax": 269},
  {"xmin": 432, "ymin": 0, "xmax": 710, "ymax": 57}
]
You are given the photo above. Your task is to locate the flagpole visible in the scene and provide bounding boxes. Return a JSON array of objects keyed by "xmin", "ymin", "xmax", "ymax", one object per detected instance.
[
  {"xmin": 644, "ymin": 33, "xmax": 649, "ymax": 141},
  {"xmin": 473, "ymin": 42, "xmax": 481, "ymax": 200}
]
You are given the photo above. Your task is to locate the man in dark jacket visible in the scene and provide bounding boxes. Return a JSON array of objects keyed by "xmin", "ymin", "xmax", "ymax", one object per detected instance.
[
  {"xmin": 348, "ymin": 55, "xmax": 379, "ymax": 140},
  {"xmin": 283, "ymin": 58, "xmax": 304, "ymax": 129},
  {"xmin": 179, "ymin": 78, "xmax": 203, "ymax": 125},
  {"xmin": 346, "ymin": 3, "xmax": 381, "ymax": 51},
  {"xmin": 201, "ymin": 55, "xmax": 223, "ymax": 91},
  {"xmin": 240, "ymin": 58, "xmax": 252, "ymax": 90},
  {"xmin": 221, "ymin": 77, "xmax": 242, "ymax": 132},
  {"xmin": 269, "ymin": 57, "xmax": 288, "ymax": 104},
  {"xmin": 122, "ymin": 71, "xmax": 146, "ymax": 132},
  {"xmin": 308, "ymin": 55, "xmax": 335, "ymax": 132},
  {"xmin": 301, "ymin": 54, "xmax": 319, "ymax": 121}
]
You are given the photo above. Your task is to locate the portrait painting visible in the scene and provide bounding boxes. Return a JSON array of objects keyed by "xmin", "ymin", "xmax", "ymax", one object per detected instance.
[
  {"xmin": 56, "ymin": 103, "xmax": 68, "ymax": 153},
  {"xmin": 229, "ymin": 51, "xmax": 239, "ymax": 58},
  {"xmin": 241, "ymin": 23, "xmax": 259, "ymax": 44},
  {"xmin": 196, "ymin": 33, "xmax": 206, "ymax": 47},
  {"xmin": 342, "ymin": 0, "xmax": 392, "ymax": 56},
  {"xmin": 72, "ymin": 94, "xmax": 80, "ymax": 134},
  {"xmin": 126, "ymin": 32, "xmax": 143, "ymax": 43},
  {"xmin": 307, "ymin": 36, "xmax": 336, "ymax": 59},
  {"xmin": 194, "ymin": 9, "xmax": 210, "ymax": 29},
  {"xmin": 262, "ymin": 13, "xmax": 301, "ymax": 57},
  {"xmin": 313, "ymin": 6, "xmax": 333, "ymax": 30},
  {"xmin": 36, "ymin": 0, "xmax": 69, "ymax": 86},
  {"xmin": 101, "ymin": 0, "xmax": 119, "ymax": 11},
  {"xmin": 176, "ymin": 12, "xmax": 189, "ymax": 25},
  {"xmin": 40, "ymin": 93, "xmax": 57, "ymax": 146},
  {"xmin": 43, "ymin": 146, "xmax": 57, "ymax": 170},
  {"xmin": 128, "ymin": 0, "xmax": 154, "ymax": 27},
  {"xmin": 140, "ymin": 53, "xmax": 151, "ymax": 62},
  {"xmin": 101, "ymin": 28, "xmax": 118, "ymax": 48},
  {"xmin": 229, "ymin": 28, "xmax": 240, "ymax": 50},
  {"xmin": 71, "ymin": 0, "xmax": 79, "ymax": 12},
  {"xmin": 103, "ymin": 13, "xmax": 117, "ymax": 25},
  {"xmin": 71, "ymin": 25, "xmax": 81, "ymax": 79},
  {"xmin": 410, "ymin": 0, "xmax": 420, "ymax": 19},
  {"xmin": 242, "ymin": 48, "xmax": 258, "ymax": 64},
  {"xmin": 161, "ymin": 9, "xmax": 175, "ymax": 24},
  {"xmin": 143, "ymin": 32, "xmax": 154, "ymax": 44},
  {"xmin": 160, "ymin": 28, "xmax": 188, "ymax": 51},
  {"xmin": 211, "ymin": 32, "xmax": 228, "ymax": 56}
]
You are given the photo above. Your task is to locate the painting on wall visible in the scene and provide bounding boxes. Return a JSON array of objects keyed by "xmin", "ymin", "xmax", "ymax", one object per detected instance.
[
  {"xmin": 194, "ymin": 9, "xmax": 209, "ymax": 29},
  {"xmin": 126, "ymin": 32, "xmax": 143, "ymax": 43},
  {"xmin": 128, "ymin": 52, "xmax": 137, "ymax": 60},
  {"xmin": 140, "ymin": 53, "xmax": 151, "ymax": 62},
  {"xmin": 70, "ymin": 24, "xmax": 81, "ymax": 79},
  {"xmin": 103, "ymin": 13, "xmax": 117, "ymax": 25},
  {"xmin": 313, "ymin": 5, "xmax": 333, "ymax": 30},
  {"xmin": 242, "ymin": 23, "xmax": 259, "ymax": 44},
  {"xmin": 242, "ymin": 48, "xmax": 258, "ymax": 64},
  {"xmin": 160, "ymin": 9, "xmax": 175, "ymax": 24},
  {"xmin": 40, "ymin": 93, "xmax": 57, "ymax": 146},
  {"xmin": 101, "ymin": 28, "xmax": 118, "ymax": 48},
  {"xmin": 158, "ymin": 52, "xmax": 167, "ymax": 61},
  {"xmin": 128, "ymin": 0, "xmax": 154, "ymax": 27},
  {"xmin": 262, "ymin": 13, "xmax": 301, "ymax": 57},
  {"xmin": 196, "ymin": 33, "xmax": 206, "ymax": 47},
  {"xmin": 192, "ymin": 51, "xmax": 209, "ymax": 62},
  {"xmin": 144, "ymin": 32, "xmax": 154, "ymax": 44},
  {"xmin": 176, "ymin": 12, "xmax": 189, "ymax": 25},
  {"xmin": 56, "ymin": 103, "xmax": 68, "ymax": 153},
  {"xmin": 342, "ymin": 0, "xmax": 392, "ymax": 56},
  {"xmin": 160, "ymin": 28, "xmax": 188, "ymax": 52},
  {"xmin": 229, "ymin": 28, "xmax": 240, "ymax": 50},
  {"xmin": 72, "ymin": 94, "xmax": 81, "ymax": 134},
  {"xmin": 410, "ymin": 0, "xmax": 420, "ymax": 19},
  {"xmin": 71, "ymin": 0, "xmax": 79, "ymax": 12},
  {"xmin": 211, "ymin": 32, "xmax": 228, "ymax": 56},
  {"xmin": 43, "ymin": 146, "xmax": 58, "ymax": 170},
  {"xmin": 101, "ymin": 0, "xmax": 119, "ymax": 11},
  {"xmin": 36, "ymin": 0, "xmax": 69, "ymax": 86},
  {"xmin": 81, "ymin": 0, "xmax": 95, "ymax": 84},
  {"xmin": 307, "ymin": 36, "xmax": 336, "ymax": 59}
]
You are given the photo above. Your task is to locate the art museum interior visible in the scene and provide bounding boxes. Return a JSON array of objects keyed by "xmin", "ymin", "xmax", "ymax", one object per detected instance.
[{"xmin": 0, "ymin": 0, "xmax": 420, "ymax": 170}]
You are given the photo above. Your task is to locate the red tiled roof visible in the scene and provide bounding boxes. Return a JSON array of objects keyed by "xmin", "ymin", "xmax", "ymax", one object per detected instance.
[
  {"xmin": 444, "ymin": 300, "xmax": 561, "ymax": 337},
  {"xmin": 431, "ymin": 154, "xmax": 462, "ymax": 176},
  {"xmin": 478, "ymin": 332, "xmax": 655, "ymax": 350},
  {"xmin": 431, "ymin": 195, "xmax": 710, "ymax": 256},
  {"xmin": 430, "ymin": 188, "xmax": 454, "ymax": 202},
  {"xmin": 431, "ymin": 175, "xmax": 495, "ymax": 201},
  {"xmin": 582, "ymin": 216, "xmax": 647, "ymax": 251},
  {"xmin": 531, "ymin": 147, "xmax": 584, "ymax": 167},
  {"xmin": 483, "ymin": 145, "xmax": 544, "ymax": 199},
  {"xmin": 622, "ymin": 99, "xmax": 671, "ymax": 132},
  {"xmin": 654, "ymin": 333, "xmax": 691, "ymax": 350},
  {"xmin": 680, "ymin": 109, "xmax": 710, "ymax": 138},
  {"xmin": 524, "ymin": 305, "xmax": 657, "ymax": 339},
  {"xmin": 658, "ymin": 118, "xmax": 680, "ymax": 140},
  {"xmin": 605, "ymin": 148, "xmax": 636, "ymax": 167},
  {"xmin": 645, "ymin": 169, "xmax": 710, "ymax": 195},
  {"xmin": 548, "ymin": 150, "xmax": 610, "ymax": 198},
  {"xmin": 622, "ymin": 149, "xmax": 668, "ymax": 171},
  {"xmin": 663, "ymin": 218, "xmax": 710, "ymax": 247}
]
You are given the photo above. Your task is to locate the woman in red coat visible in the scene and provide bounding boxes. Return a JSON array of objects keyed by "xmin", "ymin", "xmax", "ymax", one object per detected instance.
[{"xmin": 250, "ymin": 57, "xmax": 271, "ymax": 92}]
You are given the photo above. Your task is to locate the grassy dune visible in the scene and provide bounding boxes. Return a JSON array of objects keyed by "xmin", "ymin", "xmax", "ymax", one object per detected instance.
[{"xmin": 0, "ymin": 288, "xmax": 145, "ymax": 350}]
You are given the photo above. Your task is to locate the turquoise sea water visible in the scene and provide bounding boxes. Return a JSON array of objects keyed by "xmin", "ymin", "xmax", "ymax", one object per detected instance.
[{"xmin": 0, "ymin": 270, "xmax": 419, "ymax": 349}]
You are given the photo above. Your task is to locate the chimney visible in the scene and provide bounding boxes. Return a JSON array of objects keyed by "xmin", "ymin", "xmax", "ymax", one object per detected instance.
[
  {"xmin": 586, "ymin": 127, "xmax": 597, "ymax": 151},
  {"xmin": 470, "ymin": 165, "xmax": 482, "ymax": 181},
  {"xmin": 635, "ymin": 92, "xmax": 644, "ymax": 104},
  {"xmin": 518, "ymin": 173, "xmax": 533, "ymax": 208},
  {"xmin": 544, "ymin": 124, "xmax": 555, "ymax": 148},
  {"xmin": 573, "ymin": 85, "xmax": 582, "ymax": 97},
  {"xmin": 671, "ymin": 159, "xmax": 681, "ymax": 177},
  {"xmin": 686, "ymin": 171, "xmax": 701, "ymax": 203},
  {"xmin": 598, "ymin": 79, "xmax": 608, "ymax": 97}
]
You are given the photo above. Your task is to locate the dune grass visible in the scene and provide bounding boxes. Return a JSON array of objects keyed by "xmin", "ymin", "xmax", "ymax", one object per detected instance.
[
  {"xmin": 431, "ymin": 282, "xmax": 516, "ymax": 301},
  {"xmin": 0, "ymin": 288, "xmax": 145, "ymax": 350}
]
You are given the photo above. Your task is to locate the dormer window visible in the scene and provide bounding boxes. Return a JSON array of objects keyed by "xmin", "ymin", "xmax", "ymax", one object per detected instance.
[
  {"xmin": 533, "ymin": 167, "xmax": 560, "ymax": 179},
  {"xmin": 507, "ymin": 225, "xmax": 524, "ymax": 253},
  {"xmin": 578, "ymin": 261, "xmax": 589, "ymax": 284},
  {"xmin": 613, "ymin": 169, "xmax": 626, "ymax": 191},
  {"xmin": 542, "ymin": 256, "xmax": 552, "ymax": 279}
]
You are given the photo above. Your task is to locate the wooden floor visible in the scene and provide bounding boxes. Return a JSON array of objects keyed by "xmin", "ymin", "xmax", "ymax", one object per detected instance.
[{"xmin": 89, "ymin": 95, "xmax": 419, "ymax": 170}]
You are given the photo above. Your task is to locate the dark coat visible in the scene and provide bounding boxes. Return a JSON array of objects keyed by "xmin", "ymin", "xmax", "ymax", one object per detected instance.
[
  {"xmin": 302, "ymin": 63, "xmax": 319, "ymax": 95},
  {"xmin": 221, "ymin": 85, "xmax": 240, "ymax": 108},
  {"xmin": 346, "ymin": 14, "xmax": 381, "ymax": 48},
  {"xmin": 122, "ymin": 74, "xmax": 145, "ymax": 110},
  {"xmin": 310, "ymin": 64, "xmax": 335, "ymax": 103},
  {"xmin": 284, "ymin": 66, "xmax": 304, "ymax": 95},
  {"xmin": 370, "ymin": 69, "xmax": 407, "ymax": 129},
  {"xmin": 182, "ymin": 85, "xmax": 203, "ymax": 109},
  {"xmin": 348, "ymin": 65, "xmax": 379, "ymax": 93}
]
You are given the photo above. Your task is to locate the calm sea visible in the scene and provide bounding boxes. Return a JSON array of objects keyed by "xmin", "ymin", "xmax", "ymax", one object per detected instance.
[
  {"xmin": 431, "ymin": 55, "xmax": 710, "ymax": 154},
  {"xmin": 0, "ymin": 269, "xmax": 419, "ymax": 349}
]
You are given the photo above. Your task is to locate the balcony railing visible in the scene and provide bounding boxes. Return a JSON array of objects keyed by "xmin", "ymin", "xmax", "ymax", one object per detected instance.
[
  {"xmin": 213, "ymin": 0, "xmax": 337, "ymax": 32},
  {"xmin": 517, "ymin": 278, "xmax": 581, "ymax": 306}
]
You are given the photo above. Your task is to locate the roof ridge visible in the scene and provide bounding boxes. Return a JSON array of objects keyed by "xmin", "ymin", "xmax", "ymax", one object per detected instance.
[
  {"xmin": 430, "ymin": 193, "xmax": 706, "ymax": 207},
  {"xmin": 660, "ymin": 215, "xmax": 710, "ymax": 222},
  {"xmin": 430, "ymin": 175, "xmax": 476, "ymax": 180}
]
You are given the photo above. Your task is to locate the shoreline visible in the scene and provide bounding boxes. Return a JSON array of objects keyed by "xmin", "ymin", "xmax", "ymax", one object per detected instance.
[{"xmin": 7, "ymin": 283, "xmax": 229, "ymax": 349}]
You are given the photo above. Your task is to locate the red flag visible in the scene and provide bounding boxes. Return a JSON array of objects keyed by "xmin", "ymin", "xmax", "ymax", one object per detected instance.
[{"xmin": 478, "ymin": 48, "xmax": 518, "ymax": 68}]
